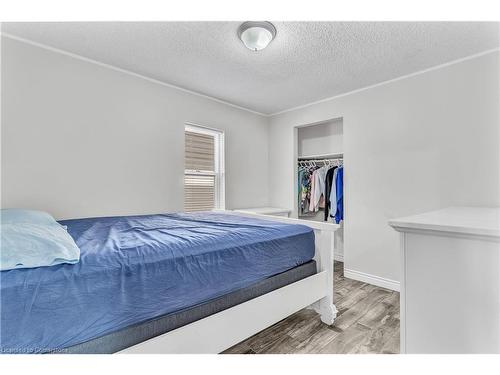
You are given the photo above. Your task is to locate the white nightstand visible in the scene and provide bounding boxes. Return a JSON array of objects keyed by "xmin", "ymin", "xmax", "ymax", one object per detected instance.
[{"xmin": 234, "ymin": 207, "xmax": 292, "ymax": 218}]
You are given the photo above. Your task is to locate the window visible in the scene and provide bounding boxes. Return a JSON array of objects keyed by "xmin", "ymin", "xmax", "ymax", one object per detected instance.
[{"xmin": 184, "ymin": 124, "xmax": 225, "ymax": 212}]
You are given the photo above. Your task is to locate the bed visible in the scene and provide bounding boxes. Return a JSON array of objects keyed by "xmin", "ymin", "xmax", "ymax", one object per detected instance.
[{"xmin": 0, "ymin": 211, "xmax": 339, "ymax": 354}]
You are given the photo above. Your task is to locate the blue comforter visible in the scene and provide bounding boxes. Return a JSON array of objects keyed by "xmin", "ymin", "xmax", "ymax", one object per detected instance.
[{"xmin": 0, "ymin": 211, "xmax": 314, "ymax": 353}]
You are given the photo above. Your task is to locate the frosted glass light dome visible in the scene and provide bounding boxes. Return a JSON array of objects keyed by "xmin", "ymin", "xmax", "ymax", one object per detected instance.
[{"xmin": 238, "ymin": 22, "xmax": 276, "ymax": 51}]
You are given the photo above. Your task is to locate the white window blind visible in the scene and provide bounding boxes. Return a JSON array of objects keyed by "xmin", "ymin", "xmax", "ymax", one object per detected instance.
[
  {"xmin": 184, "ymin": 126, "xmax": 224, "ymax": 212},
  {"xmin": 185, "ymin": 130, "xmax": 215, "ymax": 172}
]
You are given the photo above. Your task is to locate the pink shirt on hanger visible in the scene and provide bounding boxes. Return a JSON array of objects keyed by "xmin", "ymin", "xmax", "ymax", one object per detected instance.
[{"xmin": 309, "ymin": 170, "xmax": 317, "ymax": 212}]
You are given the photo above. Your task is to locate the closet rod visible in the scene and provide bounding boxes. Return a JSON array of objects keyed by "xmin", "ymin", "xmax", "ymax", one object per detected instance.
[
  {"xmin": 298, "ymin": 159, "xmax": 342, "ymax": 163},
  {"xmin": 298, "ymin": 157, "xmax": 343, "ymax": 162}
]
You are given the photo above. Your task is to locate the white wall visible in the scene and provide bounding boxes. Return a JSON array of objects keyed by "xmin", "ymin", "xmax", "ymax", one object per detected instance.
[
  {"xmin": 298, "ymin": 119, "xmax": 343, "ymax": 157},
  {"xmin": 269, "ymin": 51, "xmax": 500, "ymax": 288},
  {"xmin": 1, "ymin": 37, "xmax": 270, "ymax": 219},
  {"xmin": 2, "ymin": 35, "xmax": 499, "ymax": 290}
]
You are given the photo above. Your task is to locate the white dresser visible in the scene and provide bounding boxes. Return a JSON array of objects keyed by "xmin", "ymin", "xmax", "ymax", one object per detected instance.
[
  {"xmin": 233, "ymin": 207, "xmax": 292, "ymax": 218},
  {"xmin": 389, "ymin": 207, "xmax": 500, "ymax": 353}
]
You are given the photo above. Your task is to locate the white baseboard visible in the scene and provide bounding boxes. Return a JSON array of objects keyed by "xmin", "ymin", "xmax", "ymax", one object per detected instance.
[
  {"xmin": 334, "ymin": 252, "xmax": 344, "ymax": 262},
  {"xmin": 344, "ymin": 268, "xmax": 400, "ymax": 292}
]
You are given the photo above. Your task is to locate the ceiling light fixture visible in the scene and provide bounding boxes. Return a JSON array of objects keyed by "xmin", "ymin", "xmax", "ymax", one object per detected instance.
[{"xmin": 237, "ymin": 21, "xmax": 276, "ymax": 51}]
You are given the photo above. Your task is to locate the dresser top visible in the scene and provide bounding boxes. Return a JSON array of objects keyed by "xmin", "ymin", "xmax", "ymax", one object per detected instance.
[{"xmin": 389, "ymin": 206, "xmax": 500, "ymax": 238}]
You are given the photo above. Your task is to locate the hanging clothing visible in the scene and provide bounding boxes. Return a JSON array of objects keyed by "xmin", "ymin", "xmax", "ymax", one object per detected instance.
[
  {"xmin": 329, "ymin": 167, "xmax": 338, "ymax": 221},
  {"xmin": 299, "ymin": 168, "xmax": 312, "ymax": 215},
  {"xmin": 318, "ymin": 166, "xmax": 329, "ymax": 209},
  {"xmin": 298, "ymin": 168, "xmax": 309, "ymax": 215},
  {"xmin": 334, "ymin": 166, "xmax": 344, "ymax": 224},
  {"xmin": 298, "ymin": 168, "xmax": 304, "ymax": 212},
  {"xmin": 298, "ymin": 159, "xmax": 343, "ymax": 222},
  {"xmin": 310, "ymin": 166, "xmax": 328, "ymax": 212},
  {"xmin": 308, "ymin": 169, "xmax": 317, "ymax": 212},
  {"xmin": 324, "ymin": 166, "xmax": 337, "ymax": 221}
]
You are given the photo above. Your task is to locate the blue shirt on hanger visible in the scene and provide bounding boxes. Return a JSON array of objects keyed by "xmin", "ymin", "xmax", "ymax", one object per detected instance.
[{"xmin": 334, "ymin": 166, "xmax": 343, "ymax": 224}]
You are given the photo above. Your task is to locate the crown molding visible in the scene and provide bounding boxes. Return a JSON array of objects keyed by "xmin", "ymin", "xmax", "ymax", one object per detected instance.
[
  {"xmin": 0, "ymin": 32, "xmax": 268, "ymax": 117},
  {"xmin": 269, "ymin": 47, "xmax": 500, "ymax": 117},
  {"xmin": 3, "ymin": 31, "xmax": 498, "ymax": 119}
]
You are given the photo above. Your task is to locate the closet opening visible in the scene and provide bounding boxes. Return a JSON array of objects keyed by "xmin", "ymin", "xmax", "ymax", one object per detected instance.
[{"xmin": 294, "ymin": 117, "xmax": 344, "ymax": 261}]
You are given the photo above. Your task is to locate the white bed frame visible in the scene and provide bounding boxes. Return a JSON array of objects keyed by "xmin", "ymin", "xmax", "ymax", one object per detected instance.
[{"xmin": 119, "ymin": 212, "xmax": 340, "ymax": 354}]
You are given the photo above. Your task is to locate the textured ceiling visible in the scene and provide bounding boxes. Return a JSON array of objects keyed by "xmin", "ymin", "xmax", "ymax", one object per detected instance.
[{"xmin": 2, "ymin": 22, "xmax": 499, "ymax": 115}]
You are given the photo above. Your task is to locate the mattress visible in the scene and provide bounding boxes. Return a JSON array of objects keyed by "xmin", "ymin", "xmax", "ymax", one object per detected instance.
[
  {"xmin": 65, "ymin": 260, "xmax": 317, "ymax": 354},
  {"xmin": 0, "ymin": 211, "xmax": 315, "ymax": 354}
]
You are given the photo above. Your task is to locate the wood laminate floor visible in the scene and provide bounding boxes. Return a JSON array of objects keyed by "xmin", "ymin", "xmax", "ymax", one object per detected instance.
[{"xmin": 223, "ymin": 262, "xmax": 400, "ymax": 354}]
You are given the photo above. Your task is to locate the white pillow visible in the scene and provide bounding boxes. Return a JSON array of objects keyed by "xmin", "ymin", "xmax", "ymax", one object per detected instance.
[
  {"xmin": 1, "ymin": 208, "xmax": 59, "ymax": 226},
  {"xmin": 0, "ymin": 209, "xmax": 80, "ymax": 271}
]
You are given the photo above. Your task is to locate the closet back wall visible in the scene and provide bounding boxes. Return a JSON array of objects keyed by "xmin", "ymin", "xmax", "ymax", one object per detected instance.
[
  {"xmin": 269, "ymin": 51, "xmax": 500, "ymax": 289},
  {"xmin": 297, "ymin": 119, "xmax": 343, "ymax": 158},
  {"xmin": 1, "ymin": 37, "xmax": 270, "ymax": 219}
]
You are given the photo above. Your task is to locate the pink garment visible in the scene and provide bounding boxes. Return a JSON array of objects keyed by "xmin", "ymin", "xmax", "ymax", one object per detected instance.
[
  {"xmin": 310, "ymin": 166, "xmax": 328, "ymax": 212},
  {"xmin": 309, "ymin": 170, "xmax": 317, "ymax": 212}
]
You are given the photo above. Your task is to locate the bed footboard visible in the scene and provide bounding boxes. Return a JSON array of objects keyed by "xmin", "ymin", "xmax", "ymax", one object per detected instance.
[
  {"xmin": 230, "ymin": 211, "xmax": 340, "ymax": 326},
  {"xmin": 310, "ymin": 227, "xmax": 338, "ymax": 324}
]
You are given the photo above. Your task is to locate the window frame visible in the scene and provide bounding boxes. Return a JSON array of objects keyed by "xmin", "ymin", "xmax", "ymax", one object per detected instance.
[{"xmin": 184, "ymin": 123, "xmax": 225, "ymax": 211}]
